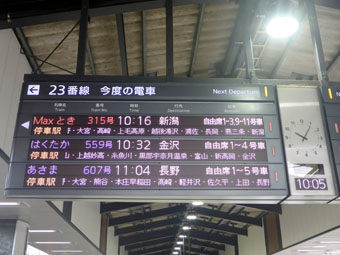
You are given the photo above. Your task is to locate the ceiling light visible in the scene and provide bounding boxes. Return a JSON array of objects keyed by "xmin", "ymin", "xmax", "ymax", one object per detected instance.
[
  {"xmin": 186, "ymin": 215, "xmax": 197, "ymax": 220},
  {"xmin": 297, "ymin": 250, "xmax": 325, "ymax": 253},
  {"xmin": 311, "ymin": 246, "xmax": 326, "ymax": 248},
  {"xmin": 173, "ymin": 252, "xmax": 179, "ymax": 255},
  {"xmin": 182, "ymin": 226, "xmax": 191, "ymax": 230},
  {"xmin": 192, "ymin": 201, "xmax": 204, "ymax": 206},
  {"xmin": 29, "ymin": 230, "xmax": 57, "ymax": 233},
  {"xmin": 266, "ymin": 16, "xmax": 299, "ymax": 38},
  {"xmin": 179, "ymin": 235, "xmax": 187, "ymax": 239},
  {"xmin": 51, "ymin": 250, "xmax": 83, "ymax": 253},
  {"xmin": 177, "ymin": 241, "xmax": 184, "ymax": 245},
  {"xmin": 174, "ymin": 247, "xmax": 181, "ymax": 251},
  {"xmin": 35, "ymin": 242, "xmax": 71, "ymax": 244},
  {"xmin": 0, "ymin": 202, "xmax": 20, "ymax": 206},
  {"xmin": 320, "ymin": 241, "xmax": 340, "ymax": 244}
]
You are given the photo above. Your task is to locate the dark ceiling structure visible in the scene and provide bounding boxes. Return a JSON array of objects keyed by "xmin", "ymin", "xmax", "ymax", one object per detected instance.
[{"xmin": 100, "ymin": 202, "xmax": 282, "ymax": 255}]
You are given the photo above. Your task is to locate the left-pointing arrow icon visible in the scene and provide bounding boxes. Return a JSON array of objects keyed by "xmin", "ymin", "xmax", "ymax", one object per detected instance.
[{"xmin": 21, "ymin": 121, "xmax": 30, "ymax": 130}]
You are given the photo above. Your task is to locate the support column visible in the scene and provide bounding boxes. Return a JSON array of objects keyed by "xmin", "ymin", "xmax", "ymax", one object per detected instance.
[
  {"xmin": 264, "ymin": 212, "xmax": 282, "ymax": 254},
  {"xmin": 0, "ymin": 219, "xmax": 29, "ymax": 255}
]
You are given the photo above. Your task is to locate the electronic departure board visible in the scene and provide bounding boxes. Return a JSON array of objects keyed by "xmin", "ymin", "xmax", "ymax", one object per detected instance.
[
  {"xmin": 5, "ymin": 75, "xmax": 288, "ymax": 202},
  {"xmin": 322, "ymin": 86, "xmax": 340, "ymax": 203}
]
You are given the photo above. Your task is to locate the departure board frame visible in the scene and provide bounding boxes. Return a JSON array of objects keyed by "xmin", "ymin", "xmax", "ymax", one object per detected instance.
[
  {"xmin": 5, "ymin": 75, "xmax": 288, "ymax": 202},
  {"xmin": 321, "ymin": 85, "xmax": 340, "ymax": 203}
]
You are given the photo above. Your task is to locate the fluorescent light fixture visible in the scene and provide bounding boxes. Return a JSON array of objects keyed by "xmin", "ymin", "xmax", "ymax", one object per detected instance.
[
  {"xmin": 186, "ymin": 215, "xmax": 197, "ymax": 220},
  {"xmin": 173, "ymin": 252, "xmax": 179, "ymax": 255},
  {"xmin": 297, "ymin": 250, "xmax": 325, "ymax": 253},
  {"xmin": 177, "ymin": 241, "xmax": 184, "ymax": 245},
  {"xmin": 0, "ymin": 202, "xmax": 20, "ymax": 206},
  {"xmin": 35, "ymin": 241, "xmax": 71, "ymax": 244},
  {"xmin": 192, "ymin": 201, "xmax": 204, "ymax": 206},
  {"xmin": 51, "ymin": 250, "xmax": 83, "ymax": 253},
  {"xmin": 182, "ymin": 226, "xmax": 191, "ymax": 230},
  {"xmin": 29, "ymin": 230, "xmax": 57, "ymax": 233},
  {"xmin": 320, "ymin": 241, "xmax": 340, "ymax": 244},
  {"xmin": 174, "ymin": 247, "xmax": 181, "ymax": 251},
  {"xmin": 311, "ymin": 246, "xmax": 326, "ymax": 248},
  {"xmin": 266, "ymin": 16, "xmax": 299, "ymax": 38},
  {"xmin": 179, "ymin": 235, "xmax": 187, "ymax": 239}
]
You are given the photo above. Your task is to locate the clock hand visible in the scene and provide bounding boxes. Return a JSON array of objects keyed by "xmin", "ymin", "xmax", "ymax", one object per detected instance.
[
  {"xmin": 295, "ymin": 132, "xmax": 308, "ymax": 141},
  {"xmin": 303, "ymin": 125, "xmax": 311, "ymax": 139}
]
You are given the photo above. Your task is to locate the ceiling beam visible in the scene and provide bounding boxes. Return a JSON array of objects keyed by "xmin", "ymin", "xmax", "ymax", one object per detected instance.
[
  {"xmin": 166, "ymin": 0, "xmax": 174, "ymax": 78},
  {"xmin": 116, "ymin": 13, "xmax": 128, "ymax": 76},
  {"xmin": 100, "ymin": 202, "xmax": 150, "ymax": 213},
  {"xmin": 0, "ymin": 0, "xmax": 225, "ymax": 30},
  {"xmin": 129, "ymin": 244, "xmax": 173, "ymax": 255},
  {"xmin": 86, "ymin": 38, "xmax": 96, "ymax": 75},
  {"xmin": 188, "ymin": 2, "xmax": 206, "ymax": 77},
  {"xmin": 188, "ymin": 238, "xmax": 225, "ymax": 251},
  {"xmin": 115, "ymin": 218, "xmax": 181, "ymax": 235},
  {"xmin": 125, "ymin": 237, "xmax": 175, "ymax": 251},
  {"xmin": 183, "ymin": 246, "xmax": 218, "ymax": 255},
  {"xmin": 327, "ymin": 48, "xmax": 340, "ymax": 73},
  {"xmin": 141, "ymin": 10, "xmax": 147, "ymax": 76},
  {"xmin": 76, "ymin": 0, "xmax": 89, "ymax": 76},
  {"xmin": 12, "ymin": 27, "xmax": 41, "ymax": 74},
  {"xmin": 238, "ymin": 204, "xmax": 282, "ymax": 214},
  {"xmin": 109, "ymin": 205, "xmax": 186, "ymax": 226},
  {"xmin": 190, "ymin": 229, "xmax": 237, "ymax": 246},
  {"xmin": 193, "ymin": 207, "xmax": 262, "ymax": 227},
  {"xmin": 192, "ymin": 220, "xmax": 248, "ymax": 236},
  {"xmin": 119, "ymin": 226, "xmax": 179, "ymax": 246}
]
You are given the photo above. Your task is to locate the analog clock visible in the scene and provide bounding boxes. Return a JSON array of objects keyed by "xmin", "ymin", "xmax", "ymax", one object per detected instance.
[
  {"xmin": 283, "ymin": 118, "xmax": 325, "ymax": 157},
  {"xmin": 277, "ymin": 86, "xmax": 336, "ymax": 201}
]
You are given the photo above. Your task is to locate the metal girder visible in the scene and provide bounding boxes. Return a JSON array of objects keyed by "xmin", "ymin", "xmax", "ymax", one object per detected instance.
[
  {"xmin": 183, "ymin": 246, "xmax": 218, "ymax": 255},
  {"xmin": 12, "ymin": 27, "xmax": 41, "ymax": 74},
  {"xmin": 109, "ymin": 205, "xmax": 186, "ymax": 226},
  {"xmin": 0, "ymin": 0, "xmax": 225, "ymax": 30},
  {"xmin": 129, "ymin": 244, "xmax": 173, "ymax": 255},
  {"xmin": 192, "ymin": 220, "xmax": 248, "ymax": 236},
  {"xmin": 188, "ymin": 2, "xmax": 206, "ymax": 77},
  {"xmin": 0, "ymin": 148, "xmax": 9, "ymax": 164},
  {"xmin": 86, "ymin": 38, "xmax": 96, "ymax": 75},
  {"xmin": 188, "ymin": 238, "xmax": 225, "ymax": 251},
  {"xmin": 142, "ymin": 11, "xmax": 147, "ymax": 76},
  {"xmin": 166, "ymin": 0, "xmax": 174, "ymax": 78},
  {"xmin": 119, "ymin": 226, "xmax": 179, "ymax": 246},
  {"xmin": 62, "ymin": 201, "xmax": 72, "ymax": 221},
  {"xmin": 307, "ymin": 0, "xmax": 328, "ymax": 86},
  {"xmin": 125, "ymin": 236, "xmax": 175, "ymax": 251},
  {"xmin": 116, "ymin": 13, "xmax": 128, "ymax": 76},
  {"xmin": 269, "ymin": 10, "xmax": 306, "ymax": 78},
  {"xmin": 190, "ymin": 229, "xmax": 237, "ymax": 246},
  {"xmin": 76, "ymin": 0, "xmax": 89, "ymax": 76},
  {"xmin": 137, "ymin": 251, "xmax": 172, "ymax": 255},
  {"xmin": 193, "ymin": 207, "xmax": 262, "ymax": 227},
  {"xmin": 238, "ymin": 204, "xmax": 282, "ymax": 214},
  {"xmin": 115, "ymin": 218, "xmax": 181, "ymax": 235},
  {"xmin": 100, "ymin": 202, "xmax": 150, "ymax": 213},
  {"xmin": 327, "ymin": 49, "xmax": 340, "ymax": 73}
]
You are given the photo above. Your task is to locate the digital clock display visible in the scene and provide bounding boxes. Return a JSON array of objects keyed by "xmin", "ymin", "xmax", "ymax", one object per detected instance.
[{"xmin": 295, "ymin": 178, "xmax": 328, "ymax": 191}]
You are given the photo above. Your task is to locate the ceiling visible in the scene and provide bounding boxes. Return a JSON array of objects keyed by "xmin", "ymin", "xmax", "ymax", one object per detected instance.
[
  {"xmin": 101, "ymin": 202, "xmax": 281, "ymax": 255},
  {"xmin": 0, "ymin": 0, "xmax": 339, "ymax": 81}
]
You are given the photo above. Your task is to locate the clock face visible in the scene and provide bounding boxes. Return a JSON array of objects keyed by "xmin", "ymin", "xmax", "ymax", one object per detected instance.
[
  {"xmin": 278, "ymin": 86, "xmax": 335, "ymax": 199},
  {"xmin": 283, "ymin": 118, "xmax": 325, "ymax": 158}
]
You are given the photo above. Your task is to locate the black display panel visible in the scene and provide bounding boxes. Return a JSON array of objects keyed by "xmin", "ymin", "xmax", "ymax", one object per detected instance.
[{"xmin": 6, "ymin": 76, "xmax": 288, "ymax": 201}]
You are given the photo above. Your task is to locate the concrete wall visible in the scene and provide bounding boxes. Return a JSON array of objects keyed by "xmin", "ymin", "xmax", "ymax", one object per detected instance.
[
  {"xmin": 0, "ymin": 29, "xmax": 31, "ymax": 155},
  {"xmin": 238, "ymin": 225, "xmax": 266, "ymax": 255},
  {"xmin": 71, "ymin": 201, "xmax": 101, "ymax": 248},
  {"xmin": 279, "ymin": 204, "xmax": 340, "ymax": 248}
]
